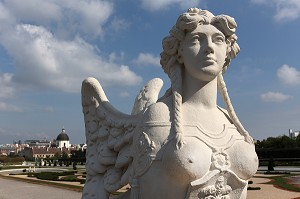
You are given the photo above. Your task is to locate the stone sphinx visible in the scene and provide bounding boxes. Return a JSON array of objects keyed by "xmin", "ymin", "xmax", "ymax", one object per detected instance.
[{"xmin": 81, "ymin": 8, "xmax": 258, "ymax": 199}]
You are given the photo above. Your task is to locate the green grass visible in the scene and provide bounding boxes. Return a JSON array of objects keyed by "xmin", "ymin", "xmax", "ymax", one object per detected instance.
[
  {"xmin": 268, "ymin": 175, "xmax": 300, "ymax": 192},
  {"xmin": 255, "ymin": 174, "xmax": 300, "ymax": 192}
]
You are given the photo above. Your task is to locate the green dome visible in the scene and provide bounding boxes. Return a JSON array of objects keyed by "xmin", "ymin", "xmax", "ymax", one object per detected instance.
[{"xmin": 56, "ymin": 128, "xmax": 69, "ymax": 141}]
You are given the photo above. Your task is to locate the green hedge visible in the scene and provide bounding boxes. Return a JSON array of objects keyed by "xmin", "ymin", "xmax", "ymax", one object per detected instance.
[
  {"xmin": 28, "ymin": 171, "xmax": 83, "ymax": 183},
  {"xmin": 60, "ymin": 175, "xmax": 85, "ymax": 184},
  {"xmin": 35, "ymin": 172, "xmax": 60, "ymax": 181},
  {"xmin": 60, "ymin": 175, "xmax": 77, "ymax": 181}
]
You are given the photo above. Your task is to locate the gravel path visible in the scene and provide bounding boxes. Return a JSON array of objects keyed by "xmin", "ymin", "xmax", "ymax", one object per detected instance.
[{"xmin": 0, "ymin": 178, "xmax": 82, "ymax": 199}]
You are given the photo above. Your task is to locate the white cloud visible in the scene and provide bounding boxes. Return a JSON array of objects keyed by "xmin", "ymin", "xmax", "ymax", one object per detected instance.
[
  {"xmin": 0, "ymin": 101, "xmax": 22, "ymax": 112},
  {"xmin": 140, "ymin": 0, "xmax": 201, "ymax": 11},
  {"xmin": 133, "ymin": 53, "xmax": 160, "ymax": 67},
  {"xmin": 0, "ymin": 1, "xmax": 143, "ymax": 94},
  {"xmin": 251, "ymin": 0, "xmax": 267, "ymax": 3},
  {"xmin": 277, "ymin": 64, "xmax": 300, "ymax": 85},
  {"xmin": 1, "ymin": 0, "xmax": 114, "ymax": 39},
  {"xmin": 110, "ymin": 18, "xmax": 130, "ymax": 33},
  {"xmin": 43, "ymin": 106, "xmax": 55, "ymax": 112},
  {"xmin": 0, "ymin": 24, "xmax": 142, "ymax": 93},
  {"xmin": 260, "ymin": 91, "xmax": 292, "ymax": 102},
  {"xmin": 251, "ymin": 0, "xmax": 300, "ymax": 22},
  {"xmin": 0, "ymin": 73, "xmax": 15, "ymax": 98},
  {"xmin": 119, "ymin": 91, "xmax": 130, "ymax": 97},
  {"xmin": 109, "ymin": 52, "xmax": 125, "ymax": 63}
]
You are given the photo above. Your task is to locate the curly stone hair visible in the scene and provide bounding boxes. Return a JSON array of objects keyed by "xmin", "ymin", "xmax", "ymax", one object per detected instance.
[{"xmin": 160, "ymin": 8, "xmax": 253, "ymax": 147}]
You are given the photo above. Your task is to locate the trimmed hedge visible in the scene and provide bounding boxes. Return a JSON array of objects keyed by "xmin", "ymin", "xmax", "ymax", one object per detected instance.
[
  {"xmin": 60, "ymin": 175, "xmax": 85, "ymax": 184},
  {"xmin": 26, "ymin": 171, "xmax": 84, "ymax": 184},
  {"xmin": 35, "ymin": 172, "xmax": 60, "ymax": 181},
  {"xmin": 0, "ymin": 156, "xmax": 25, "ymax": 164}
]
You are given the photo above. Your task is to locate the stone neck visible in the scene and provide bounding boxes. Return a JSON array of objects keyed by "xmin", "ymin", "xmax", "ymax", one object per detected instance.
[{"xmin": 182, "ymin": 72, "xmax": 218, "ymax": 110}]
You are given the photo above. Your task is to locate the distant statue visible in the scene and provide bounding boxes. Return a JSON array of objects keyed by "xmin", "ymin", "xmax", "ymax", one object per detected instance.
[{"xmin": 81, "ymin": 8, "xmax": 258, "ymax": 199}]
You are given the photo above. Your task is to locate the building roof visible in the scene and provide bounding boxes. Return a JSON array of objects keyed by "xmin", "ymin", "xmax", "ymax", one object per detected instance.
[{"xmin": 56, "ymin": 128, "xmax": 69, "ymax": 141}]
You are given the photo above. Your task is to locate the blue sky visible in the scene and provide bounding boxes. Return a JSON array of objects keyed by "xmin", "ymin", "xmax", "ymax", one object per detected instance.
[{"xmin": 0, "ymin": 0, "xmax": 300, "ymax": 144}]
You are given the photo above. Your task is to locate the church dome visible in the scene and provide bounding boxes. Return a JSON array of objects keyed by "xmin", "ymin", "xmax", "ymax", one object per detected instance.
[{"xmin": 56, "ymin": 128, "xmax": 69, "ymax": 141}]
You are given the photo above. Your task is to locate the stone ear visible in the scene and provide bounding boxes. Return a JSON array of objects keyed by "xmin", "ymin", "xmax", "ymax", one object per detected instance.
[
  {"xmin": 226, "ymin": 45, "xmax": 231, "ymax": 55},
  {"xmin": 177, "ymin": 47, "xmax": 183, "ymax": 64}
]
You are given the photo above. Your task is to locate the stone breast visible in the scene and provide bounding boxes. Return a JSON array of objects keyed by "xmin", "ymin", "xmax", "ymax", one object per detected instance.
[
  {"xmin": 227, "ymin": 140, "xmax": 258, "ymax": 180},
  {"xmin": 140, "ymin": 104, "xmax": 258, "ymax": 185},
  {"xmin": 162, "ymin": 137, "xmax": 212, "ymax": 185},
  {"xmin": 158, "ymin": 124, "xmax": 257, "ymax": 184}
]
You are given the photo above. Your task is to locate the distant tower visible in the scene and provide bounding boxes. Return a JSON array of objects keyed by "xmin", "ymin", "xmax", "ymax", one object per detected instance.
[
  {"xmin": 56, "ymin": 128, "xmax": 70, "ymax": 148},
  {"xmin": 289, "ymin": 129, "xmax": 293, "ymax": 138}
]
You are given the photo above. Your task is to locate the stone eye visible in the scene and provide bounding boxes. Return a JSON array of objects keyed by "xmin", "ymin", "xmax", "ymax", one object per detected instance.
[{"xmin": 213, "ymin": 35, "xmax": 225, "ymax": 44}]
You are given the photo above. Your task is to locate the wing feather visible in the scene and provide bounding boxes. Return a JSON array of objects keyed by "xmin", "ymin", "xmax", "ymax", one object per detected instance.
[{"xmin": 82, "ymin": 77, "xmax": 163, "ymax": 197}]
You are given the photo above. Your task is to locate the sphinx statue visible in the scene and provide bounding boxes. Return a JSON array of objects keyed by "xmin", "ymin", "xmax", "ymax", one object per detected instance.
[{"xmin": 81, "ymin": 8, "xmax": 258, "ymax": 199}]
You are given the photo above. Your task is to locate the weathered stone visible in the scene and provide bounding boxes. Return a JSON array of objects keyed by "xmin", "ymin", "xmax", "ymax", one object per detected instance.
[{"xmin": 81, "ymin": 8, "xmax": 258, "ymax": 199}]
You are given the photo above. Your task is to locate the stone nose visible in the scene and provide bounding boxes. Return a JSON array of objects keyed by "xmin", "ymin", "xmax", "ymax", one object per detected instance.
[{"xmin": 205, "ymin": 39, "xmax": 214, "ymax": 54}]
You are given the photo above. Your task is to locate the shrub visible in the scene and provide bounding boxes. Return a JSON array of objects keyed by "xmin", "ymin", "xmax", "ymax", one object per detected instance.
[
  {"xmin": 0, "ymin": 156, "xmax": 25, "ymax": 164},
  {"xmin": 247, "ymin": 187, "xmax": 261, "ymax": 190},
  {"xmin": 35, "ymin": 172, "xmax": 60, "ymax": 181},
  {"xmin": 59, "ymin": 174, "xmax": 85, "ymax": 184},
  {"xmin": 60, "ymin": 175, "xmax": 78, "ymax": 181}
]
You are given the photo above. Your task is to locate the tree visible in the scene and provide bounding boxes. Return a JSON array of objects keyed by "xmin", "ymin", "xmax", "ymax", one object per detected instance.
[
  {"xmin": 256, "ymin": 135, "xmax": 296, "ymax": 149},
  {"xmin": 296, "ymin": 134, "xmax": 300, "ymax": 147}
]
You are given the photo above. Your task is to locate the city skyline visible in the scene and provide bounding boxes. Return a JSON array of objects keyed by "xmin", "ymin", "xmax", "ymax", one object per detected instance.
[{"xmin": 1, "ymin": 0, "xmax": 300, "ymax": 144}]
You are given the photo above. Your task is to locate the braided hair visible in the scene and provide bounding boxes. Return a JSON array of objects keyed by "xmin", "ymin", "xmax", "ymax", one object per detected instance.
[{"xmin": 160, "ymin": 8, "xmax": 253, "ymax": 148}]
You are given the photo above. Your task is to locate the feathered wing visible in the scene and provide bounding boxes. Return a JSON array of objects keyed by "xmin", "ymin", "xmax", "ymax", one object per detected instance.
[
  {"xmin": 131, "ymin": 78, "xmax": 163, "ymax": 115},
  {"xmin": 81, "ymin": 77, "xmax": 163, "ymax": 199}
]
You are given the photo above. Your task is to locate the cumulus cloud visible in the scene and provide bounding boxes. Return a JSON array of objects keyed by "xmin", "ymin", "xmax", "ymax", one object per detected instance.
[
  {"xmin": 1, "ymin": 0, "xmax": 113, "ymax": 39},
  {"xmin": 119, "ymin": 91, "xmax": 130, "ymax": 97},
  {"xmin": 109, "ymin": 18, "xmax": 130, "ymax": 33},
  {"xmin": 0, "ymin": 101, "xmax": 22, "ymax": 112},
  {"xmin": 133, "ymin": 53, "xmax": 160, "ymax": 67},
  {"xmin": 0, "ymin": 1, "xmax": 143, "ymax": 94},
  {"xmin": 140, "ymin": 0, "xmax": 201, "ymax": 11},
  {"xmin": 277, "ymin": 64, "xmax": 300, "ymax": 85},
  {"xmin": 251, "ymin": 0, "xmax": 300, "ymax": 22},
  {"xmin": 0, "ymin": 73, "xmax": 15, "ymax": 98},
  {"xmin": 0, "ymin": 19, "xmax": 142, "ymax": 93},
  {"xmin": 260, "ymin": 91, "xmax": 292, "ymax": 102}
]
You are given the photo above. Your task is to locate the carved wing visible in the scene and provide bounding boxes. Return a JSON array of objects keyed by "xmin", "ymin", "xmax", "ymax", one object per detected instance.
[
  {"xmin": 131, "ymin": 78, "xmax": 163, "ymax": 115},
  {"xmin": 81, "ymin": 77, "xmax": 163, "ymax": 199}
]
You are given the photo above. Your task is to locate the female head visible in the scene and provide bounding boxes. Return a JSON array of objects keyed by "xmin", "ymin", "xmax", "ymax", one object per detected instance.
[
  {"xmin": 160, "ymin": 8, "xmax": 252, "ymax": 146},
  {"xmin": 161, "ymin": 8, "xmax": 240, "ymax": 77}
]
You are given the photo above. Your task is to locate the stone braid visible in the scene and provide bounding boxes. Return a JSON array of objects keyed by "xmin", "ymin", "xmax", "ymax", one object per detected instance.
[
  {"xmin": 217, "ymin": 73, "xmax": 253, "ymax": 144},
  {"xmin": 170, "ymin": 63, "xmax": 185, "ymax": 149}
]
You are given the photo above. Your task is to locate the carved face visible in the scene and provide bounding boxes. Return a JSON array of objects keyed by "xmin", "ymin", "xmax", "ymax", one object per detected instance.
[{"xmin": 179, "ymin": 24, "xmax": 227, "ymax": 82}]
